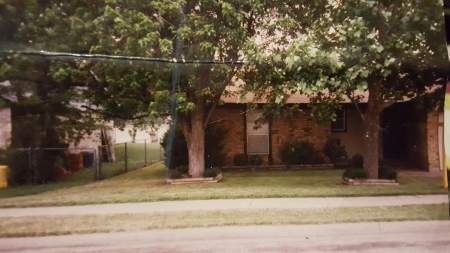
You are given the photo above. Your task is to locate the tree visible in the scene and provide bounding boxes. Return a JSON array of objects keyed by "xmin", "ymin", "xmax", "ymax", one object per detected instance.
[
  {"xmin": 1, "ymin": 0, "xmax": 327, "ymax": 177},
  {"xmin": 0, "ymin": 1, "xmax": 99, "ymax": 182},
  {"xmin": 244, "ymin": 0, "xmax": 447, "ymax": 178}
]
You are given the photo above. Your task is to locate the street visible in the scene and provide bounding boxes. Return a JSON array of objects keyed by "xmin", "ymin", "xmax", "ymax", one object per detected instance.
[{"xmin": 0, "ymin": 221, "xmax": 449, "ymax": 253}]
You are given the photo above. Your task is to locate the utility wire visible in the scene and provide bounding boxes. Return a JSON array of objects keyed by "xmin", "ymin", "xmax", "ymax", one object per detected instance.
[{"xmin": 0, "ymin": 50, "xmax": 246, "ymax": 65}]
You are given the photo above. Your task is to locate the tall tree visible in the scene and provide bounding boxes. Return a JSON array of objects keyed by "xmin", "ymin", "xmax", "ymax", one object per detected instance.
[
  {"xmin": 1, "ymin": 0, "xmax": 327, "ymax": 177},
  {"xmin": 245, "ymin": 0, "xmax": 447, "ymax": 178},
  {"xmin": 0, "ymin": 1, "xmax": 99, "ymax": 149}
]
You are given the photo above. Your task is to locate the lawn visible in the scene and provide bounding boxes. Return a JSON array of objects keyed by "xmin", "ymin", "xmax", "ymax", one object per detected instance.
[
  {"xmin": 0, "ymin": 143, "xmax": 163, "ymax": 199},
  {"xmin": 0, "ymin": 204, "xmax": 447, "ymax": 237},
  {"xmin": 101, "ymin": 142, "xmax": 163, "ymax": 179},
  {"xmin": 0, "ymin": 162, "xmax": 446, "ymax": 208}
]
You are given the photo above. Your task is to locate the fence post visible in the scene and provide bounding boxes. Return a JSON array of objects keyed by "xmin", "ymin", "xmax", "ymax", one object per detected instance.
[
  {"xmin": 124, "ymin": 142, "xmax": 128, "ymax": 172},
  {"xmin": 144, "ymin": 139, "xmax": 148, "ymax": 166},
  {"xmin": 96, "ymin": 146, "xmax": 102, "ymax": 181}
]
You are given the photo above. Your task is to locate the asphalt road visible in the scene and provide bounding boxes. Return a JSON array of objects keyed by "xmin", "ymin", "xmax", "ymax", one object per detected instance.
[{"xmin": 0, "ymin": 221, "xmax": 449, "ymax": 253}]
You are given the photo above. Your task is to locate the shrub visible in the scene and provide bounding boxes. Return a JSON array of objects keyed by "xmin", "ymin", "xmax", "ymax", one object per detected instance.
[
  {"xmin": 167, "ymin": 165, "xmax": 188, "ymax": 179},
  {"xmin": 233, "ymin": 153, "xmax": 248, "ymax": 166},
  {"xmin": 7, "ymin": 148, "xmax": 68, "ymax": 185},
  {"xmin": 324, "ymin": 139, "xmax": 347, "ymax": 163},
  {"xmin": 279, "ymin": 140, "xmax": 322, "ymax": 164},
  {"xmin": 167, "ymin": 169, "xmax": 183, "ymax": 179},
  {"xmin": 161, "ymin": 125, "xmax": 188, "ymax": 170},
  {"xmin": 379, "ymin": 161, "xmax": 398, "ymax": 180},
  {"xmin": 7, "ymin": 150, "xmax": 30, "ymax": 185},
  {"xmin": 343, "ymin": 167, "xmax": 367, "ymax": 179},
  {"xmin": 204, "ymin": 167, "xmax": 221, "ymax": 178},
  {"xmin": 162, "ymin": 123, "xmax": 227, "ymax": 171},
  {"xmin": 248, "ymin": 155, "xmax": 263, "ymax": 166},
  {"xmin": 343, "ymin": 161, "xmax": 398, "ymax": 180},
  {"xmin": 351, "ymin": 154, "xmax": 364, "ymax": 168}
]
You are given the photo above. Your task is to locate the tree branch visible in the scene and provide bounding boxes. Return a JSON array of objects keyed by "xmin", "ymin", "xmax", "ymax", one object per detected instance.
[{"xmin": 203, "ymin": 68, "xmax": 236, "ymax": 128}]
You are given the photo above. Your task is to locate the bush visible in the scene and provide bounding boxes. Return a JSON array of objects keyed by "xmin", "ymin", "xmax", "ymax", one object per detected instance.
[
  {"xmin": 233, "ymin": 153, "xmax": 248, "ymax": 166},
  {"xmin": 167, "ymin": 169, "xmax": 183, "ymax": 179},
  {"xmin": 279, "ymin": 141, "xmax": 322, "ymax": 164},
  {"xmin": 344, "ymin": 161, "xmax": 398, "ymax": 180},
  {"xmin": 351, "ymin": 154, "xmax": 364, "ymax": 168},
  {"xmin": 324, "ymin": 139, "xmax": 347, "ymax": 163},
  {"xmin": 167, "ymin": 165, "xmax": 188, "ymax": 179},
  {"xmin": 204, "ymin": 167, "xmax": 221, "ymax": 178},
  {"xmin": 161, "ymin": 126, "xmax": 188, "ymax": 170},
  {"xmin": 162, "ymin": 123, "xmax": 227, "ymax": 171},
  {"xmin": 7, "ymin": 150, "xmax": 30, "ymax": 185},
  {"xmin": 7, "ymin": 148, "xmax": 68, "ymax": 185},
  {"xmin": 343, "ymin": 167, "xmax": 367, "ymax": 179},
  {"xmin": 379, "ymin": 162, "xmax": 398, "ymax": 180},
  {"xmin": 248, "ymin": 155, "xmax": 263, "ymax": 166}
]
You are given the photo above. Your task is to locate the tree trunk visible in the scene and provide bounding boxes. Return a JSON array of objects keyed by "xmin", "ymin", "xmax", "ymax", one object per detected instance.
[
  {"xmin": 364, "ymin": 82, "xmax": 383, "ymax": 179},
  {"xmin": 181, "ymin": 104, "xmax": 206, "ymax": 178}
]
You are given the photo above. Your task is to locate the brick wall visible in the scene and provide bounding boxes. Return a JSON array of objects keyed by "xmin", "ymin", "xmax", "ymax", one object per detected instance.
[
  {"xmin": 271, "ymin": 111, "xmax": 331, "ymax": 164},
  {"xmin": 210, "ymin": 106, "xmax": 246, "ymax": 165},
  {"xmin": 213, "ymin": 106, "xmax": 332, "ymax": 165}
]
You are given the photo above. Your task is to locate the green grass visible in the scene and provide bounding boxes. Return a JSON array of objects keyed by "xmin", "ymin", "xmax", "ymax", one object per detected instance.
[
  {"xmin": 101, "ymin": 143, "xmax": 163, "ymax": 179},
  {"xmin": 0, "ymin": 143, "xmax": 162, "ymax": 199},
  {"xmin": 0, "ymin": 162, "xmax": 446, "ymax": 208},
  {"xmin": 0, "ymin": 204, "xmax": 447, "ymax": 237}
]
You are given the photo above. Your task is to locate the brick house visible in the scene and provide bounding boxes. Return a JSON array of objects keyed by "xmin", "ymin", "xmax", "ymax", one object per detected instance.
[{"xmin": 211, "ymin": 88, "xmax": 444, "ymax": 172}]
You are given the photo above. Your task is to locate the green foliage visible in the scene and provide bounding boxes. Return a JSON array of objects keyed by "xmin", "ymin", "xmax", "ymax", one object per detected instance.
[
  {"xmin": 233, "ymin": 153, "xmax": 248, "ymax": 166},
  {"xmin": 167, "ymin": 167, "xmax": 184, "ymax": 179},
  {"xmin": 379, "ymin": 162, "xmax": 398, "ymax": 181},
  {"xmin": 324, "ymin": 138, "xmax": 347, "ymax": 163},
  {"xmin": 7, "ymin": 148, "xmax": 69, "ymax": 185},
  {"xmin": 343, "ymin": 167, "xmax": 367, "ymax": 179},
  {"xmin": 161, "ymin": 122, "xmax": 227, "ymax": 171},
  {"xmin": 344, "ymin": 159, "xmax": 398, "ymax": 180},
  {"xmin": 351, "ymin": 154, "xmax": 364, "ymax": 168},
  {"xmin": 161, "ymin": 125, "xmax": 188, "ymax": 170},
  {"xmin": 203, "ymin": 167, "xmax": 221, "ymax": 178},
  {"xmin": 244, "ymin": 0, "xmax": 447, "ymax": 123},
  {"xmin": 6, "ymin": 150, "xmax": 29, "ymax": 185},
  {"xmin": 279, "ymin": 141, "xmax": 323, "ymax": 164},
  {"xmin": 248, "ymin": 155, "xmax": 263, "ymax": 166}
]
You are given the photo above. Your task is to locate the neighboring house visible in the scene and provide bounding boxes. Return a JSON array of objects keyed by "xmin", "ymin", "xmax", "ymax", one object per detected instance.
[
  {"xmin": 0, "ymin": 85, "xmax": 444, "ymax": 173},
  {"xmin": 212, "ymin": 87, "xmax": 444, "ymax": 172},
  {"xmin": 69, "ymin": 124, "xmax": 169, "ymax": 151},
  {"xmin": 0, "ymin": 106, "xmax": 167, "ymax": 152},
  {"xmin": 113, "ymin": 124, "xmax": 169, "ymax": 144},
  {"xmin": 0, "ymin": 108, "xmax": 11, "ymax": 150}
]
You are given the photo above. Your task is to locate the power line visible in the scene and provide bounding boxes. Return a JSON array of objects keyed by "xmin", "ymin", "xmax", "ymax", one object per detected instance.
[{"xmin": 0, "ymin": 50, "xmax": 246, "ymax": 65}]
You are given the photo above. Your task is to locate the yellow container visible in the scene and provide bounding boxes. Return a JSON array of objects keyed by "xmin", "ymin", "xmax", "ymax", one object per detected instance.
[{"xmin": 0, "ymin": 165, "xmax": 8, "ymax": 188}]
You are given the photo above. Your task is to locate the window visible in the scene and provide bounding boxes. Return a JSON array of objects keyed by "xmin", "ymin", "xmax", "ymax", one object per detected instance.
[
  {"xmin": 246, "ymin": 110, "xmax": 269, "ymax": 154},
  {"xmin": 331, "ymin": 109, "xmax": 347, "ymax": 132}
]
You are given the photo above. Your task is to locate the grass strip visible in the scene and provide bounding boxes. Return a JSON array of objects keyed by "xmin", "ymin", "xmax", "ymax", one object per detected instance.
[{"xmin": 0, "ymin": 204, "xmax": 447, "ymax": 237}]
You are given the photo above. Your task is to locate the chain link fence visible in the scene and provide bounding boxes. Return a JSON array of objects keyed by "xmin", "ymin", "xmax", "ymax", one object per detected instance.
[
  {"xmin": 98, "ymin": 139, "xmax": 164, "ymax": 179},
  {"xmin": 6, "ymin": 140, "xmax": 163, "ymax": 185}
]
